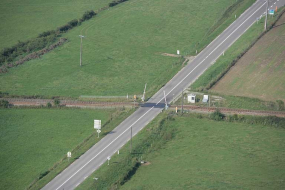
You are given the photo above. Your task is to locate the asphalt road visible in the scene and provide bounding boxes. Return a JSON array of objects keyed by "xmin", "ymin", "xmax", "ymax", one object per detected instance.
[{"xmin": 42, "ymin": 1, "xmax": 285, "ymax": 189}]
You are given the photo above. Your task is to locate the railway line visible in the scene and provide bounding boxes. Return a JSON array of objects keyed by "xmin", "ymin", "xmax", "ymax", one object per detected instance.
[{"xmin": 3, "ymin": 98, "xmax": 285, "ymax": 117}]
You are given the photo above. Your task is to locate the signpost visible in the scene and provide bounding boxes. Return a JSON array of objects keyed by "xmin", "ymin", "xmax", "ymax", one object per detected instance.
[
  {"xmin": 269, "ymin": 9, "xmax": 274, "ymax": 15},
  {"xmin": 107, "ymin": 156, "xmax": 111, "ymax": 165},
  {"xmin": 94, "ymin": 120, "xmax": 101, "ymax": 138},
  {"xmin": 67, "ymin": 151, "xmax": 71, "ymax": 162}
]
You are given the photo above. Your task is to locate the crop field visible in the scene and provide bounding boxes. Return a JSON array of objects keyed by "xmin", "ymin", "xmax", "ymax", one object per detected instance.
[
  {"xmin": 0, "ymin": 108, "xmax": 116, "ymax": 190},
  {"xmin": 0, "ymin": 0, "xmax": 115, "ymax": 50},
  {"xmin": 211, "ymin": 13, "xmax": 285, "ymax": 102},
  {"xmin": 0, "ymin": 0, "xmax": 254, "ymax": 98},
  {"xmin": 120, "ymin": 116, "xmax": 285, "ymax": 190}
]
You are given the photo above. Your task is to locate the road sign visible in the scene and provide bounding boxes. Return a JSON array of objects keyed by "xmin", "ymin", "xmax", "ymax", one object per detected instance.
[
  {"xmin": 107, "ymin": 156, "xmax": 111, "ymax": 160},
  {"xmin": 269, "ymin": 9, "xmax": 274, "ymax": 15},
  {"xmin": 67, "ymin": 152, "xmax": 71, "ymax": 158},
  {"xmin": 97, "ymin": 129, "xmax": 101, "ymax": 134},
  {"xmin": 94, "ymin": 120, "xmax": 101, "ymax": 129}
]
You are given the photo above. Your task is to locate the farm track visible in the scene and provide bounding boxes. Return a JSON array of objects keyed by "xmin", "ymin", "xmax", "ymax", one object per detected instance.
[{"xmin": 3, "ymin": 98, "xmax": 285, "ymax": 117}]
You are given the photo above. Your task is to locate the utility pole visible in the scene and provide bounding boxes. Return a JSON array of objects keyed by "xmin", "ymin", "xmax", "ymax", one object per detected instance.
[
  {"xmin": 130, "ymin": 127, "xmax": 132, "ymax": 153},
  {"xmin": 264, "ymin": 0, "xmax": 269, "ymax": 31},
  {"xmin": 79, "ymin": 35, "xmax": 85, "ymax": 67}
]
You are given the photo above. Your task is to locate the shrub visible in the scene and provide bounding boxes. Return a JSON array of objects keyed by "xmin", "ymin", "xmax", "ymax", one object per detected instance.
[
  {"xmin": 210, "ymin": 109, "xmax": 225, "ymax": 121},
  {"xmin": 81, "ymin": 10, "xmax": 96, "ymax": 21},
  {"xmin": 54, "ymin": 99, "xmax": 60, "ymax": 106},
  {"xmin": 38, "ymin": 30, "xmax": 56, "ymax": 38},
  {"xmin": 0, "ymin": 100, "xmax": 9, "ymax": 108},
  {"xmin": 57, "ymin": 24, "xmax": 72, "ymax": 32},
  {"xmin": 46, "ymin": 102, "xmax": 52, "ymax": 108},
  {"xmin": 68, "ymin": 19, "xmax": 79, "ymax": 27},
  {"xmin": 276, "ymin": 100, "xmax": 284, "ymax": 111}
]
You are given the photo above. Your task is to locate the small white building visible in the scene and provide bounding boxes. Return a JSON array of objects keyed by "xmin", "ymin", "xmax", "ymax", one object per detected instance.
[
  {"xmin": 187, "ymin": 94, "xmax": 196, "ymax": 103},
  {"xmin": 202, "ymin": 95, "xmax": 209, "ymax": 103}
]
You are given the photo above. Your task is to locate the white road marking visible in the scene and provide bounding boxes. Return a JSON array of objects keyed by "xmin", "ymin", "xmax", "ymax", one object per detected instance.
[
  {"xmin": 55, "ymin": 106, "xmax": 155, "ymax": 190},
  {"xmin": 84, "ymin": 176, "xmax": 88, "ymax": 179},
  {"xmin": 156, "ymin": 1, "xmax": 267, "ymax": 105}
]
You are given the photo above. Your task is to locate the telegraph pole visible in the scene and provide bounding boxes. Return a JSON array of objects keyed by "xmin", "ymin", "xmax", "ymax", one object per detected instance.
[
  {"xmin": 130, "ymin": 127, "xmax": 132, "ymax": 153},
  {"xmin": 264, "ymin": 0, "xmax": 269, "ymax": 31},
  {"xmin": 79, "ymin": 35, "xmax": 85, "ymax": 67}
]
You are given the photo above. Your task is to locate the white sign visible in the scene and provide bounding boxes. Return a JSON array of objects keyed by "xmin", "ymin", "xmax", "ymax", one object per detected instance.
[
  {"xmin": 94, "ymin": 120, "xmax": 101, "ymax": 129},
  {"xmin": 107, "ymin": 156, "xmax": 111, "ymax": 161},
  {"xmin": 97, "ymin": 129, "xmax": 101, "ymax": 134},
  {"xmin": 177, "ymin": 50, "xmax": 180, "ymax": 55},
  {"xmin": 67, "ymin": 152, "xmax": 71, "ymax": 158}
]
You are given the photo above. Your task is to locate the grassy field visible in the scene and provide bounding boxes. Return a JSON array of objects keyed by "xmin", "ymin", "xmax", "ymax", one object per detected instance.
[
  {"xmin": 0, "ymin": 0, "xmax": 115, "ymax": 50},
  {"xmin": 211, "ymin": 13, "xmax": 285, "ymax": 102},
  {"xmin": 119, "ymin": 115, "xmax": 285, "ymax": 190},
  {"xmin": 191, "ymin": 8, "xmax": 284, "ymax": 93},
  {"xmin": 0, "ymin": 0, "xmax": 254, "ymax": 98},
  {"xmin": 0, "ymin": 108, "xmax": 121, "ymax": 190},
  {"xmin": 77, "ymin": 113, "xmax": 285, "ymax": 190}
]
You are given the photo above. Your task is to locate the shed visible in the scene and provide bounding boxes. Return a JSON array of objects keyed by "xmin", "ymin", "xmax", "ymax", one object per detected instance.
[
  {"xmin": 187, "ymin": 94, "xmax": 196, "ymax": 103},
  {"xmin": 202, "ymin": 95, "xmax": 209, "ymax": 103}
]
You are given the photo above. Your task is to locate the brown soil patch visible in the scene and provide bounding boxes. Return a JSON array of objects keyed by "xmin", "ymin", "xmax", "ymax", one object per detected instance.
[
  {"xmin": 211, "ymin": 13, "xmax": 285, "ymax": 102},
  {"xmin": 142, "ymin": 162, "xmax": 151, "ymax": 166}
]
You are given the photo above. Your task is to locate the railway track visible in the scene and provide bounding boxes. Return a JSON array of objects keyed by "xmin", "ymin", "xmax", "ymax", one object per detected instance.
[{"xmin": 2, "ymin": 98, "xmax": 285, "ymax": 117}]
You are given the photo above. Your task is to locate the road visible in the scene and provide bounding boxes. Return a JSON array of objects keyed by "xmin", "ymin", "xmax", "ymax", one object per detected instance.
[{"xmin": 42, "ymin": 0, "xmax": 285, "ymax": 189}]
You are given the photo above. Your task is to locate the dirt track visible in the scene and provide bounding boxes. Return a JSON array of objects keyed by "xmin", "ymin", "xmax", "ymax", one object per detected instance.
[{"xmin": 2, "ymin": 98, "xmax": 285, "ymax": 117}]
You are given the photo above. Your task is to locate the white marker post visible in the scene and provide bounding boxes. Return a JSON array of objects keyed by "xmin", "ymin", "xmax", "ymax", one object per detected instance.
[
  {"xmin": 177, "ymin": 50, "xmax": 180, "ymax": 55},
  {"xmin": 94, "ymin": 120, "xmax": 102, "ymax": 138},
  {"xmin": 107, "ymin": 156, "xmax": 111, "ymax": 165},
  {"xmin": 67, "ymin": 151, "xmax": 71, "ymax": 162}
]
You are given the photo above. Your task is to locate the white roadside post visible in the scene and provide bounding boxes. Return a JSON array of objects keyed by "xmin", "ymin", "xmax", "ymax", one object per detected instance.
[
  {"xmin": 94, "ymin": 120, "xmax": 102, "ymax": 138},
  {"xmin": 107, "ymin": 156, "xmax": 111, "ymax": 165},
  {"xmin": 67, "ymin": 151, "xmax": 71, "ymax": 162},
  {"xmin": 141, "ymin": 83, "xmax": 147, "ymax": 102}
]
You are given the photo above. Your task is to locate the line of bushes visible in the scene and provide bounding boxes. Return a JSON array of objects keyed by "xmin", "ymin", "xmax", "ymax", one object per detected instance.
[
  {"xmin": 194, "ymin": 8, "xmax": 285, "ymax": 91},
  {"xmin": 0, "ymin": 10, "xmax": 96, "ymax": 73},
  {"xmin": 0, "ymin": 38, "xmax": 67, "ymax": 73},
  {"xmin": 91, "ymin": 113, "xmax": 176, "ymax": 189},
  {"xmin": 198, "ymin": 109, "xmax": 285, "ymax": 129},
  {"xmin": 109, "ymin": 0, "xmax": 128, "ymax": 7}
]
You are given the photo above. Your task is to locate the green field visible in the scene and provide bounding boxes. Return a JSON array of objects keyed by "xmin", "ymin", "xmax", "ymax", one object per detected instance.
[
  {"xmin": 121, "ymin": 116, "xmax": 285, "ymax": 189},
  {"xmin": 0, "ymin": 0, "xmax": 115, "ymax": 50},
  {"xmin": 0, "ymin": 108, "xmax": 116, "ymax": 190},
  {"xmin": 77, "ymin": 113, "xmax": 285, "ymax": 190},
  {"xmin": 0, "ymin": 0, "xmax": 254, "ymax": 98},
  {"xmin": 211, "ymin": 13, "xmax": 285, "ymax": 102}
]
